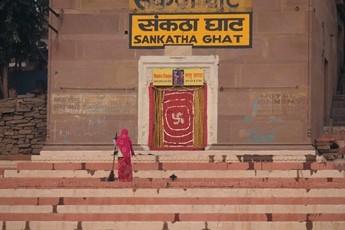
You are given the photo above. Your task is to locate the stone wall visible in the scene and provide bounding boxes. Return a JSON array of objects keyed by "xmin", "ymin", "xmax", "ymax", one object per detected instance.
[
  {"xmin": 0, "ymin": 94, "xmax": 47, "ymax": 155},
  {"xmin": 48, "ymin": 0, "xmax": 341, "ymax": 147}
]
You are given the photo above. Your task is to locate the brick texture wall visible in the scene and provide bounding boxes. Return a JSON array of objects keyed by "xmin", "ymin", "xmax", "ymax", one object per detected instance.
[{"xmin": 0, "ymin": 94, "xmax": 47, "ymax": 155}]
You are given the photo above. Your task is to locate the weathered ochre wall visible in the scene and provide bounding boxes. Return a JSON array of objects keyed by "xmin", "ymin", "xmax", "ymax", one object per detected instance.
[
  {"xmin": 194, "ymin": 0, "xmax": 311, "ymax": 145},
  {"xmin": 310, "ymin": 0, "xmax": 339, "ymax": 141},
  {"xmin": 47, "ymin": 0, "xmax": 340, "ymax": 148}
]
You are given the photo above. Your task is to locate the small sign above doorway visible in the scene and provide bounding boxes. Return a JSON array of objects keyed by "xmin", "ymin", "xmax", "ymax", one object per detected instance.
[{"xmin": 152, "ymin": 68, "xmax": 204, "ymax": 86}]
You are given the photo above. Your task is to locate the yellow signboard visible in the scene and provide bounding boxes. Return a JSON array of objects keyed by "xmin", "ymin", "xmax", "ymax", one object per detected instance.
[
  {"xmin": 185, "ymin": 69, "xmax": 204, "ymax": 86},
  {"xmin": 153, "ymin": 68, "xmax": 173, "ymax": 86},
  {"xmin": 153, "ymin": 68, "xmax": 204, "ymax": 86},
  {"xmin": 130, "ymin": 0, "xmax": 252, "ymax": 13},
  {"xmin": 130, "ymin": 13, "xmax": 251, "ymax": 48}
]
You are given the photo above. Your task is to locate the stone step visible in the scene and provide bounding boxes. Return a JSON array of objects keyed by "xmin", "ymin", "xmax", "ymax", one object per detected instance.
[
  {"xmin": 1, "ymin": 150, "xmax": 344, "ymax": 230},
  {"xmin": 323, "ymin": 126, "xmax": 345, "ymax": 134},
  {"xmin": 51, "ymin": 204, "xmax": 345, "ymax": 214},
  {"xmin": 332, "ymin": 101, "xmax": 345, "ymax": 107},
  {"xmin": 0, "ymin": 213, "xmax": 344, "ymax": 222},
  {"xmin": 333, "ymin": 121, "xmax": 345, "ymax": 126},
  {"xmin": 32, "ymin": 150, "xmax": 317, "ymax": 162},
  {"xmin": 1, "ymin": 177, "xmax": 345, "ymax": 189},
  {"xmin": 320, "ymin": 133, "xmax": 345, "ymax": 142},
  {"xmin": 4, "ymin": 169, "xmax": 345, "ymax": 179},
  {"xmin": 0, "ymin": 161, "xmax": 17, "ymax": 169},
  {"xmin": 1, "ymin": 188, "xmax": 345, "ymax": 198},
  {"xmin": 1, "ymin": 204, "xmax": 344, "ymax": 214},
  {"xmin": 331, "ymin": 115, "xmax": 345, "ymax": 120},
  {"xmin": 14, "ymin": 162, "xmax": 345, "ymax": 171},
  {"xmin": 2, "ymin": 221, "xmax": 344, "ymax": 230},
  {"xmin": 2, "ymin": 197, "xmax": 345, "ymax": 205},
  {"xmin": 333, "ymin": 95, "xmax": 345, "ymax": 100},
  {"xmin": 332, "ymin": 108, "xmax": 345, "ymax": 116}
]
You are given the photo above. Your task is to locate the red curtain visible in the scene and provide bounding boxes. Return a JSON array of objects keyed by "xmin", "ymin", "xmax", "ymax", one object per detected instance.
[{"xmin": 163, "ymin": 90, "xmax": 194, "ymax": 148}]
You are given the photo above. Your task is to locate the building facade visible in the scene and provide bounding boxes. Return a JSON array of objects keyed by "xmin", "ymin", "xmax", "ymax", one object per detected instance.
[{"xmin": 47, "ymin": 0, "xmax": 344, "ymax": 150}]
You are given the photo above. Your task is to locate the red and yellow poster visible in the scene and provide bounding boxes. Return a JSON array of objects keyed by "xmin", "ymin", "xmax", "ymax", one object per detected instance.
[{"xmin": 153, "ymin": 68, "xmax": 204, "ymax": 86}]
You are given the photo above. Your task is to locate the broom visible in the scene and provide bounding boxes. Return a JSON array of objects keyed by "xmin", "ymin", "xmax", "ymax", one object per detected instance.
[{"xmin": 107, "ymin": 133, "xmax": 118, "ymax": 181}]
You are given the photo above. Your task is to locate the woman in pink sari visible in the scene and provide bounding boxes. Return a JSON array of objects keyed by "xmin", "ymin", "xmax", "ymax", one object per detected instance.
[{"xmin": 115, "ymin": 128, "xmax": 135, "ymax": 182}]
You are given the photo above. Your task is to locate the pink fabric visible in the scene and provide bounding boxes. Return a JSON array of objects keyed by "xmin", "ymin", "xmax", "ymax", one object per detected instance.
[{"xmin": 116, "ymin": 128, "xmax": 134, "ymax": 182}]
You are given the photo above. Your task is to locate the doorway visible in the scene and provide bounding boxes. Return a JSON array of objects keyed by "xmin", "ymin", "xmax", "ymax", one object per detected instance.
[
  {"xmin": 149, "ymin": 86, "xmax": 207, "ymax": 150},
  {"xmin": 324, "ymin": 58, "xmax": 329, "ymax": 124},
  {"xmin": 137, "ymin": 56, "xmax": 219, "ymax": 150}
]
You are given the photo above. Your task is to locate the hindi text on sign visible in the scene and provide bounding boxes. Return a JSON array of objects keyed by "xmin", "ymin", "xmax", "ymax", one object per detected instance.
[{"xmin": 130, "ymin": 13, "xmax": 251, "ymax": 48}]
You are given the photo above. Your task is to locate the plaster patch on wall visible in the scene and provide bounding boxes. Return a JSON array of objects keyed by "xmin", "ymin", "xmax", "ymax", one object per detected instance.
[{"xmin": 248, "ymin": 129, "xmax": 275, "ymax": 143}]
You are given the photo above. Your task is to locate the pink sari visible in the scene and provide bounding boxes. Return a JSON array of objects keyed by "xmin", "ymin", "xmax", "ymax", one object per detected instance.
[{"xmin": 116, "ymin": 129, "xmax": 134, "ymax": 182}]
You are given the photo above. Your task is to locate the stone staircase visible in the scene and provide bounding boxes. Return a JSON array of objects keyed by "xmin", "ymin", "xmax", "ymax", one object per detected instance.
[
  {"xmin": 0, "ymin": 150, "xmax": 345, "ymax": 230},
  {"xmin": 320, "ymin": 94, "xmax": 345, "ymax": 149},
  {"xmin": 331, "ymin": 95, "xmax": 345, "ymax": 126}
]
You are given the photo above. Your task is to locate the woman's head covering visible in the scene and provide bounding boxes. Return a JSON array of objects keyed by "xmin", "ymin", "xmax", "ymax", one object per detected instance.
[
  {"xmin": 120, "ymin": 128, "xmax": 129, "ymax": 137},
  {"xmin": 116, "ymin": 128, "xmax": 131, "ymax": 157}
]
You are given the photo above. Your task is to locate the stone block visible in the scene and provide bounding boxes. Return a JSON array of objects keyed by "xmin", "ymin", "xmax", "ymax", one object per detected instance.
[
  {"xmin": 283, "ymin": 0, "xmax": 309, "ymax": 11},
  {"xmin": 18, "ymin": 140, "xmax": 25, "ymax": 144},
  {"xmin": 16, "ymin": 107, "xmax": 32, "ymax": 112},
  {"xmin": 256, "ymin": 12, "xmax": 307, "ymax": 34},
  {"xmin": 6, "ymin": 144, "xmax": 14, "ymax": 150},
  {"xmin": 252, "ymin": 0, "xmax": 281, "ymax": 11},
  {"xmin": 164, "ymin": 46, "xmax": 193, "ymax": 56},
  {"xmin": 36, "ymin": 123, "xmax": 46, "ymax": 128},
  {"xmin": 266, "ymin": 36, "xmax": 308, "ymax": 62},
  {"xmin": 31, "ymin": 139, "xmax": 38, "ymax": 144},
  {"xmin": 0, "ymin": 108, "xmax": 15, "ymax": 113},
  {"xmin": 60, "ymin": 14, "xmax": 120, "ymax": 35},
  {"xmin": 29, "ymin": 221, "xmax": 77, "ymax": 230},
  {"xmin": 17, "ymin": 123, "xmax": 35, "ymax": 127},
  {"xmin": 53, "ymin": 40, "xmax": 78, "ymax": 61},
  {"xmin": 3, "ymin": 116, "xmax": 13, "ymax": 121},
  {"xmin": 80, "ymin": 0, "xmax": 128, "ymax": 10},
  {"xmin": 4, "ymin": 221, "xmax": 26, "ymax": 230},
  {"xmin": 6, "ymin": 120, "xmax": 27, "ymax": 125},
  {"xmin": 53, "ymin": 60, "xmax": 138, "ymax": 89},
  {"xmin": 19, "ymin": 148, "xmax": 31, "ymax": 154},
  {"xmin": 17, "ymin": 94, "xmax": 35, "ymax": 98},
  {"xmin": 239, "ymin": 63, "xmax": 307, "ymax": 88},
  {"xmin": 79, "ymin": 38, "xmax": 135, "ymax": 61},
  {"xmin": 19, "ymin": 144, "xmax": 31, "ymax": 149},
  {"xmin": 51, "ymin": 0, "xmax": 79, "ymax": 9},
  {"xmin": 10, "ymin": 147, "xmax": 19, "ymax": 154},
  {"xmin": 18, "ymin": 130, "xmax": 32, "ymax": 135},
  {"xmin": 4, "ymin": 131, "xmax": 15, "ymax": 136},
  {"xmin": 32, "ymin": 148, "xmax": 42, "ymax": 154}
]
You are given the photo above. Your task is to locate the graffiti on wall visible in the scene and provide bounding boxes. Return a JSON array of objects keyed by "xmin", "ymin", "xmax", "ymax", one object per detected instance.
[
  {"xmin": 240, "ymin": 90, "xmax": 308, "ymax": 143},
  {"xmin": 52, "ymin": 94, "xmax": 137, "ymax": 115},
  {"xmin": 253, "ymin": 91, "xmax": 307, "ymax": 117}
]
